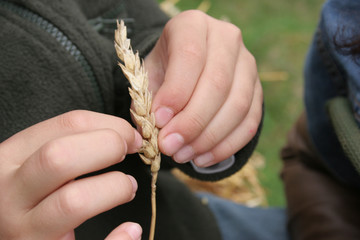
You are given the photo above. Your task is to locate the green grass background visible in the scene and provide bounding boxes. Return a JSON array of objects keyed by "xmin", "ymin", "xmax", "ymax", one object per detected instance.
[{"xmin": 158, "ymin": 0, "xmax": 326, "ymax": 206}]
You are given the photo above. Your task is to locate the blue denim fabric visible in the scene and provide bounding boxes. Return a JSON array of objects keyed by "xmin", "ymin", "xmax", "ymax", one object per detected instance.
[
  {"xmin": 304, "ymin": 0, "xmax": 360, "ymax": 187},
  {"xmin": 197, "ymin": 193, "xmax": 289, "ymax": 240}
]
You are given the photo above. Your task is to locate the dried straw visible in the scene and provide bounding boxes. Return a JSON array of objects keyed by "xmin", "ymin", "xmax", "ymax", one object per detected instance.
[
  {"xmin": 114, "ymin": 20, "xmax": 161, "ymax": 240},
  {"xmin": 172, "ymin": 152, "xmax": 268, "ymax": 207}
]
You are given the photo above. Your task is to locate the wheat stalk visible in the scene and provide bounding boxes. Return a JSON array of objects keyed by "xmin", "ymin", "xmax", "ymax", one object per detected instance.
[{"xmin": 114, "ymin": 20, "xmax": 161, "ymax": 240}]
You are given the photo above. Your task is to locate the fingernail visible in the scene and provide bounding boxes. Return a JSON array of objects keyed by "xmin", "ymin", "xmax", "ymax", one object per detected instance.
[
  {"xmin": 127, "ymin": 175, "xmax": 138, "ymax": 194},
  {"xmin": 127, "ymin": 223, "xmax": 142, "ymax": 240},
  {"xmin": 134, "ymin": 130, "xmax": 143, "ymax": 150},
  {"xmin": 161, "ymin": 133, "xmax": 184, "ymax": 156},
  {"xmin": 194, "ymin": 152, "xmax": 214, "ymax": 167},
  {"xmin": 155, "ymin": 107, "xmax": 174, "ymax": 128},
  {"xmin": 174, "ymin": 145, "xmax": 195, "ymax": 163}
]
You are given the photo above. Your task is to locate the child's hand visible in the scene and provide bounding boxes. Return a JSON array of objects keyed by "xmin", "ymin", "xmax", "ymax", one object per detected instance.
[
  {"xmin": 0, "ymin": 111, "xmax": 142, "ymax": 240},
  {"xmin": 145, "ymin": 10, "xmax": 263, "ymax": 167}
]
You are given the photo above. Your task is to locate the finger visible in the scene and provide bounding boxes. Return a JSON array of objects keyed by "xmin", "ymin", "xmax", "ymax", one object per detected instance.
[
  {"xmin": 150, "ymin": 10, "xmax": 208, "ymax": 128},
  {"xmin": 158, "ymin": 19, "xmax": 242, "ymax": 157},
  {"xmin": 14, "ymin": 129, "xmax": 132, "ymax": 208},
  {"xmin": 26, "ymin": 172, "xmax": 137, "ymax": 239},
  {"xmin": 105, "ymin": 222, "xmax": 142, "ymax": 240},
  {"xmin": 173, "ymin": 47, "xmax": 258, "ymax": 163},
  {"xmin": 193, "ymin": 80, "xmax": 263, "ymax": 167},
  {"xmin": 58, "ymin": 231, "xmax": 75, "ymax": 240},
  {"xmin": 2, "ymin": 110, "xmax": 142, "ymax": 165}
]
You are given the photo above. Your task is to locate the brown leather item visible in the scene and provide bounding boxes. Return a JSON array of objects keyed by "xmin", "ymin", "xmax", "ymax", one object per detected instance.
[{"xmin": 280, "ymin": 113, "xmax": 360, "ymax": 240}]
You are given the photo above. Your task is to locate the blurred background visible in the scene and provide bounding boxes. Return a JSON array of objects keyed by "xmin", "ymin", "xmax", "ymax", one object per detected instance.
[{"xmin": 158, "ymin": 0, "xmax": 326, "ymax": 206}]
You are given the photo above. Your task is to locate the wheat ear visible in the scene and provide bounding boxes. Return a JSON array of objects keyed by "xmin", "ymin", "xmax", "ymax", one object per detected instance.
[{"xmin": 114, "ymin": 20, "xmax": 161, "ymax": 240}]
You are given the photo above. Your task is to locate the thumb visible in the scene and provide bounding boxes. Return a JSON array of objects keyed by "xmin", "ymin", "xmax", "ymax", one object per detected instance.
[
  {"xmin": 58, "ymin": 231, "xmax": 75, "ymax": 240},
  {"xmin": 105, "ymin": 222, "xmax": 142, "ymax": 240}
]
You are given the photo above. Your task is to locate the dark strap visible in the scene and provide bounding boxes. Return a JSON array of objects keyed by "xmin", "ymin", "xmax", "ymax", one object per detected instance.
[{"xmin": 327, "ymin": 97, "xmax": 360, "ymax": 175}]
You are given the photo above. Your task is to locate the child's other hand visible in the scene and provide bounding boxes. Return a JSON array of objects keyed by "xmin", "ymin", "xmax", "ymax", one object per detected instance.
[
  {"xmin": 0, "ymin": 111, "xmax": 142, "ymax": 240},
  {"xmin": 145, "ymin": 10, "xmax": 263, "ymax": 167}
]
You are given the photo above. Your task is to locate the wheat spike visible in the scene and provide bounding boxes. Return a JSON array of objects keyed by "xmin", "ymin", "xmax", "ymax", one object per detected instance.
[{"xmin": 115, "ymin": 20, "xmax": 161, "ymax": 240}]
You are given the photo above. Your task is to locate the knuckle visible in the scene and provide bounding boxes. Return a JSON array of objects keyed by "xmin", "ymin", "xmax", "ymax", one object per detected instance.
[
  {"xmin": 201, "ymin": 129, "xmax": 218, "ymax": 150},
  {"xmin": 232, "ymin": 97, "xmax": 252, "ymax": 117},
  {"xmin": 248, "ymin": 52, "xmax": 257, "ymax": 67},
  {"xmin": 182, "ymin": 112, "xmax": 206, "ymax": 139},
  {"xmin": 57, "ymin": 110, "xmax": 93, "ymax": 132},
  {"xmin": 159, "ymin": 87, "xmax": 189, "ymax": 114},
  {"xmin": 164, "ymin": 10, "xmax": 207, "ymax": 37},
  {"xmin": 233, "ymin": 25, "xmax": 243, "ymax": 42},
  {"xmin": 216, "ymin": 20, "xmax": 243, "ymax": 44},
  {"xmin": 101, "ymin": 129, "xmax": 127, "ymax": 155},
  {"xmin": 112, "ymin": 172, "xmax": 134, "ymax": 202},
  {"xmin": 168, "ymin": 85, "xmax": 187, "ymax": 100},
  {"xmin": 225, "ymin": 22, "xmax": 242, "ymax": 39},
  {"xmin": 57, "ymin": 186, "xmax": 85, "ymax": 217},
  {"xmin": 254, "ymin": 102, "xmax": 263, "ymax": 124},
  {"xmin": 103, "ymin": 128, "xmax": 123, "ymax": 144},
  {"xmin": 248, "ymin": 119, "xmax": 260, "ymax": 138},
  {"xmin": 209, "ymin": 67, "xmax": 231, "ymax": 93},
  {"xmin": 222, "ymin": 139, "xmax": 237, "ymax": 156},
  {"xmin": 39, "ymin": 140, "xmax": 68, "ymax": 173},
  {"xmin": 177, "ymin": 9, "xmax": 207, "ymax": 22},
  {"xmin": 249, "ymin": 112, "xmax": 262, "ymax": 138},
  {"xmin": 244, "ymin": 49, "xmax": 257, "ymax": 69},
  {"xmin": 178, "ymin": 42, "xmax": 205, "ymax": 62}
]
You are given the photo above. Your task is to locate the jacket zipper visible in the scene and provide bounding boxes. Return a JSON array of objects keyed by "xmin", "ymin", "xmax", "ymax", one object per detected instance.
[
  {"xmin": 89, "ymin": 17, "xmax": 134, "ymax": 36},
  {"xmin": 0, "ymin": 0, "xmax": 105, "ymax": 111}
]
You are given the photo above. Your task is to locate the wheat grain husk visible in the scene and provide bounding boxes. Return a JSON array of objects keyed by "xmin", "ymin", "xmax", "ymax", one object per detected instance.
[{"xmin": 115, "ymin": 20, "xmax": 160, "ymax": 240}]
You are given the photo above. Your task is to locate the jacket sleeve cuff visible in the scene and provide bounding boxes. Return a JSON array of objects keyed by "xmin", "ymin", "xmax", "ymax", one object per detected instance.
[{"xmin": 166, "ymin": 104, "xmax": 264, "ymax": 181}]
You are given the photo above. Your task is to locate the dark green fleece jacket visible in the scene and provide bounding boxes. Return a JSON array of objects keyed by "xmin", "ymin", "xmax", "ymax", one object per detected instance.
[{"xmin": 0, "ymin": 0, "xmax": 261, "ymax": 239}]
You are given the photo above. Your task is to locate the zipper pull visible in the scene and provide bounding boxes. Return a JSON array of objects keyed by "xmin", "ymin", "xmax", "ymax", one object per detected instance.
[{"xmin": 89, "ymin": 17, "xmax": 135, "ymax": 35}]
